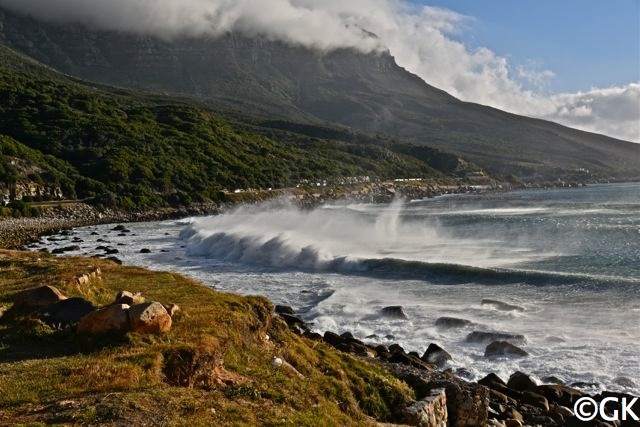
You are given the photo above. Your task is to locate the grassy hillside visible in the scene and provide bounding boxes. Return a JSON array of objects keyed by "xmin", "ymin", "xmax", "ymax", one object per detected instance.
[
  {"xmin": 0, "ymin": 250, "xmax": 414, "ymax": 425},
  {"xmin": 0, "ymin": 43, "xmax": 478, "ymax": 210}
]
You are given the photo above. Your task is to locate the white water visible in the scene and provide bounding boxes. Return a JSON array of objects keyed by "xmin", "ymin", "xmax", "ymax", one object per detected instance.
[{"xmin": 31, "ymin": 185, "xmax": 640, "ymax": 394}]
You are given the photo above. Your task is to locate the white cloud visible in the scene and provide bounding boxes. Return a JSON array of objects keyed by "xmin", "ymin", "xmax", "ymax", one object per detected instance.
[{"xmin": 1, "ymin": 0, "xmax": 637, "ymax": 142}]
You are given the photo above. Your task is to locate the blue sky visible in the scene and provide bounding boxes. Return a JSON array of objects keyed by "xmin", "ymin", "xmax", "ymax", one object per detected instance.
[{"xmin": 419, "ymin": 0, "xmax": 640, "ymax": 93}]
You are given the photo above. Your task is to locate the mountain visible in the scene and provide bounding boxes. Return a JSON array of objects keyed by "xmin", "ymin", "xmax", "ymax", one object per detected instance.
[
  {"xmin": 0, "ymin": 40, "xmax": 479, "ymax": 210},
  {"xmin": 1, "ymin": 7, "xmax": 638, "ymax": 181}
]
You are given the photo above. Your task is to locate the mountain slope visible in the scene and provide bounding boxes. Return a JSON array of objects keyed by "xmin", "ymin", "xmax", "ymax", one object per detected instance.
[
  {"xmin": 0, "ymin": 41, "xmax": 478, "ymax": 209},
  {"xmin": 1, "ymin": 7, "xmax": 638, "ymax": 181}
]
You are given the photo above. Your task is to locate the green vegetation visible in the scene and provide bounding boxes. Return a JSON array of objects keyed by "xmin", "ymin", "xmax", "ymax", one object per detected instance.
[
  {"xmin": 0, "ymin": 250, "xmax": 414, "ymax": 425},
  {"xmin": 0, "ymin": 43, "xmax": 475, "ymax": 211}
]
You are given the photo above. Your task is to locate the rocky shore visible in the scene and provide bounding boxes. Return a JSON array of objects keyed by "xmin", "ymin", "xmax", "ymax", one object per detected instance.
[
  {"xmin": 0, "ymin": 181, "xmax": 485, "ymax": 249},
  {"xmin": 277, "ymin": 305, "xmax": 640, "ymax": 427}
]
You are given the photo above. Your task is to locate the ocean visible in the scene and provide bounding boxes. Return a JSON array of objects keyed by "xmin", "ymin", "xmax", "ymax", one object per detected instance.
[{"xmin": 33, "ymin": 182, "xmax": 640, "ymax": 394}]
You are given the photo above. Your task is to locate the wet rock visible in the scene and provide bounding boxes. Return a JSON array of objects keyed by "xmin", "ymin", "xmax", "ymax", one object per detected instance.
[
  {"xmin": 466, "ymin": 331, "xmax": 526, "ymax": 345},
  {"xmin": 77, "ymin": 304, "xmax": 130, "ymax": 334},
  {"xmin": 422, "ymin": 343, "xmax": 453, "ymax": 367},
  {"xmin": 129, "ymin": 302, "xmax": 172, "ymax": 334},
  {"xmin": 380, "ymin": 305, "xmax": 408, "ymax": 320},
  {"xmin": 90, "ymin": 231, "xmax": 99, "ymax": 236},
  {"xmin": 340, "ymin": 331, "xmax": 354, "ymax": 340},
  {"xmin": 14, "ymin": 285, "xmax": 67, "ymax": 308},
  {"xmin": 365, "ymin": 334, "xmax": 379, "ymax": 339},
  {"xmin": 114, "ymin": 291, "xmax": 145, "ymax": 306},
  {"xmin": 541, "ymin": 376, "xmax": 565, "ymax": 385},
  {"xmin": 484, "ymin": 341, "xmax": 528, "ymax": 358},
  {"xmin": 507, "ymin": 372, "xmax": 538, "ymax": 392},
  {"xmin": 106, "ymin": 256, "xmax": 122, "ymax": 265},
  {"xmin": 104, "ymin": 248, "xmax": 119, "ymax": 255},
  {"xmin": 111, "ymin": 225, "xmax": 127, "ymax": 231},
  {"xmin": 52, "ymin": 245, "xmax": 81, "ymax": 254},
  {"xmin": 481, "ymin": 299, "xmax": 525, "ymax": 312},
  {"xmin": 403, "ymin": 388, "xmax": 448, "ymax": 427},
  {"xmin": 435, "ymin": 317, "xmax": 473, "ymax": 329},
  {"xmin": 274, "ymin": 305, "xmax": 295, "ymax": 315},
  {"xmin": 385, "ymin": 334, "xmax": 396, "ymax": 340},
  {"xmin": 139, "ymin": 248, "xmax": 151, "ymax": 254},
  {"xmin": 45, "ymin": 297, "xmax": 95, "ymax": 327}
]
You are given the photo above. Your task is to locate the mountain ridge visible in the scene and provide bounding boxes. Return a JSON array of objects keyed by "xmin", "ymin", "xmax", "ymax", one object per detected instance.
[{"xmin": 0, "ymin": 7, "xmax": 639, "ymax": 181}]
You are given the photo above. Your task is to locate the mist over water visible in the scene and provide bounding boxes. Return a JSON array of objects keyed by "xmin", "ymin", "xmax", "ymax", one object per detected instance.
[{"xmin": 34, "ymin": 183, "xmax": 640, "ymax": 393}]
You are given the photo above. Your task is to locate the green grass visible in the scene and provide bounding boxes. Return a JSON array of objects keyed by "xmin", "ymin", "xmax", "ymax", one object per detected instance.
[{"xmin": 0, "ymin": 250, "xmax": 414, "ymax": 425}]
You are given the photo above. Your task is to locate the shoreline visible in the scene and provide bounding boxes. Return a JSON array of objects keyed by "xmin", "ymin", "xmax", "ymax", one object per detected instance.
[{"xmin": 0, "ymin": 181, "xmax": 491, "ymax": 249}]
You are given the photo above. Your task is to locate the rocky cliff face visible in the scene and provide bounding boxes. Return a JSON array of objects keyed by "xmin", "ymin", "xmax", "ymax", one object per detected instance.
[{"xmin": 1, "ymin": 7, "xmax": 640, "ymax": 181}]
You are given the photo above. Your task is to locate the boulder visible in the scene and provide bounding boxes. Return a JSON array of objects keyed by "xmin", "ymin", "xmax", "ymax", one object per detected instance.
[
  {"xmin": 466, "ymin": 331, "xmax": 526, "ymax": 345},
  {"xmin": 535, "ymin": 384, "xmax": 584, "ymax": 407},
  {"xmin": 129, "ymin": 302, "xmax": 172, "ymax": 334},
  {"xmin": 507, "ymin": 372, "xmax": 538, "ymax": 392},
  {"xmin": 279, "ymin": 313, "xmax": 307, "ymax": 331},
  {"xmin": 77, "ymin": 304, "xmax": 130, "ymax": 334},
  {"xmin": 479, "ymin": 373, "xmax": 507, "ymax": 390},
  {"xmin": 45, "ymin": 297, "xmax": 96, "ymax": 327},
  {"xmin": 404, "ymin": 388, "xmax": 448, "ymax": 427},
  {"xmin": 422, "ymin": 343, "xmax": 453, "ymax": 367},
  {"xmin": 520, "ymin": 391, "xmax": 549, "ymax": 411},
  {"xmin": 114, "ymin": 291, "xmax": 145, "ymax": 306},
  {"xmin": 435, "ymin": 317, "xmax": 473, "ymax": 329},
  {"xmin": 380, "ymin": 305, "xmax": 408, "ymax": 320},
  {"xmin": 389, "ymin": 351, "xmax": 433, "ymax": 371},
  {"xmin": 484, "ymin": 341, "xmax": 528, "ymax": 358},
  {"xmin": 111, "ymin": 225, "xmax": 127, "ymax": 231},
  {"xmin": 139, "ymin": 248, "xmax": 151, "ymax": 254},
  {"xmin": 14, "ymin": 285, "xmax": 67, "ymax": 308}
]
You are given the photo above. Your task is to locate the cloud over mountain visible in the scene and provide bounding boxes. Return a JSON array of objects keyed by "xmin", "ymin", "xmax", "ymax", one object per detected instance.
[{"xmin": 1, "ymin": 0, "xmax": 637, "ymax": 142}]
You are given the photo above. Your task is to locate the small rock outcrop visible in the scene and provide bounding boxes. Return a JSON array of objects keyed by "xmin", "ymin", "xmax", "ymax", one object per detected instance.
[
  {"xmin": 435, "ymin": 317, "xmax": 473, "ymax": 329},
  {"xmin": 484, "ymin": 341, "xmax": 528, "ymax": 358},
  {"xmin": 14, "ymin": 285, "xmax": 67, "ymax": 308},
  {"xmin": 466, "ymin": 331, "xmax": 526, "ymax": 345},
  {"xmin": 129, "ymin": 302, "xmax": 172, "ymax": 334},
  {"xmin": 380, "ymin": 306, "xmax": 408, "ymax": 320},
  {"xmin": 404, "ymin": 388, "xmax": 448, "ymax": 427},
  {"xmin": 77, "ymin": 304, "xmax": 130, "ymax": 334}
]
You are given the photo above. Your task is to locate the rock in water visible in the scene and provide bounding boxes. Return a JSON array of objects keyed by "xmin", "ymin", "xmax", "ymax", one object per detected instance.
[
  {"xmin": 14, "ymin": 285, "xmax": 67, "ymax": 308},
  {"xmin": 380, "ymin": 306, "xmax": 408, "ymax": 320},
  {"xmin": 46, "ymin": 297, "xmax": 95, "ymax": 327},
  {"xmin": 77, "ymin": 304, "xmax": 130, "ymax": 334},
  {"xmin": 481, "ymin": 299, "xmax": 525, "ymax": 312},
  {"xmin": 466, "ymin": 331, "xmax": 526, "ymax": 345},
  {"xmin": 403, "ymin": 388, "xmax": 448, "ymax": 427},
  {"xmin": 435, "ymin": 317, "xmax": 473, "ymax": 329},
  {"xmin": 421, "ymin": 343, "xmax": 453, "ymax": 367},
  {"xmin": 484, "ymin": 341, "xmax": 528, "ymax": 358},
  {"xmin": 129, "ymin": 302, "xmax": 172, "ymax": 334}
]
